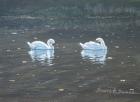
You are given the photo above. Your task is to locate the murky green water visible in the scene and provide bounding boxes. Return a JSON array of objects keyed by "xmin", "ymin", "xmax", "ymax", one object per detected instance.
[{"xmin": 0, "ymin": 17, "xmax": 140, "ymax": 102}]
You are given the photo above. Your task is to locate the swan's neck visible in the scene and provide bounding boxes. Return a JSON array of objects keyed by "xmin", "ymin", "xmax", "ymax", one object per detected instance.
[
  {"xmin": 50, "ymin": 44, "xmax": 54, "ymax": 49},
  {"xmin": 47, "ymin": 42, "xmax": 54, "ymax": 49},
  {"xmin": 100, "ymin": 40, "xmax": 107, "ymax": 49}
]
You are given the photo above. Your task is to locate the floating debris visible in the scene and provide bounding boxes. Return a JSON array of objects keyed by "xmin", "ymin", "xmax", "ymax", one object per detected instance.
[
  {"xmin": 74, "ymin": 50, "xmax": 78, "ymax": 53},
  {"xmin": 107, "ymin": 57, "xmax": 113, "ymax": 60},
  {"xmin": 73, "ymin": 25, "xmax": 79, "ymax": 29},
  {"xmin": 32, "ymin": 74, "xmax": 35, "ymax": 77},
  {"xmin": 78, "ymin": 85, "xmax": 83, "ymax": 88},
  {"xmin": 58, "ymin": 88, "xmax": 64, "ymax": 92},
  {"xmin": 45, "ymin": 25, "xmax": 51, "ymax": 28},
  {"xmin": 84, "ymin": 68, "xmax": 89, "ymax": 71},
  {"xmin": 72, "ymin": 36, "xmax": 75, "ymax": 39},
  {"xmin": 33, "ymin": 37, "xmax": 38, "ymax": 40},
  {"xmin": 129, "ymin": 89, "xmax": 135, "ymax": 93},
  {"xmin": 50, "ymin": 18, "xmax": 54, "ymax": 21},
  {"xmin": 58, "ymin": 33, "xmax": 63, "ymax": 36},
  {"xmin": 16, "ymin": 73, "xmax": 20, "ymax": 76},
  {"xmin": 50, "ymin": 27, "xmax": 56, "ymax": 30},
  {"xmin": 62, "ymin": 46, "xmax": 66, "ymax": 48},
  {"xmin": 132, "ymin": 64, "xmax": 136, "ymax": 67},
  {"xmin": 54, "ymin": 70, "xmax": 57, "ymax": 72},
  {"xmin": 9, "ymin": 80, "xmax": 15, "ymax": 82},
  {"xmin": 121, "ymin": 61, "xmax": 124, "ymax": 64},
  {"xmin": 22, "ymin": 60, "xmax": 27, "ymax": 64},
  {"xmin": 12, "ymin": 40, "xmax": 15, "ymax": 42},
  {"xmin": 80, "ymin": 62, "xmax": 83, "ymax": 64},
  {"xmin": 21, "ymin": 31, "xmax": 25, "ymax": 34},
  {"xmin": 127, "ymin": 56, "xmax": 131, "ymax": 58},
  {"xmin": 120, "ymin": 79, "xmax": 126, "ymax": 82},
  {"xmin": 115, "ymin": 46, "xmax": 119, "ymax": 49},
  {"xmin": 6, "ymin": 49, "xmax": 11, "ymax": 52},
  {"xmin": 24, "ymin": 28, "xmax": 29, "ymax": 31},
  {"xmin": 80, "ymin": 35, "xmax": 83, "ymax": 38},
  {"xmin": 17, "ymin": 48, "xmax": 21, "ymax": 50},
  {"xmin": 11, "ymin": 32, "xmax": 17, "ymax": 35}
]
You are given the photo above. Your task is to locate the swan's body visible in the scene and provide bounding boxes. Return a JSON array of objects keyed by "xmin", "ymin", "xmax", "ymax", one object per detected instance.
[
  {"xmin": 79, "ymin": 38, "xmax": 107, "ymax": 50},
  {"xmin": 28, "ymin": 49, "xmax": 54, "ymax": 64},
  {"xmin": 81, "ymin": 49, "xmax": 107, "ymax": 64},
  {"xmin": 27, "ymin": 39, "xmax": 55, "ymax": 50}
]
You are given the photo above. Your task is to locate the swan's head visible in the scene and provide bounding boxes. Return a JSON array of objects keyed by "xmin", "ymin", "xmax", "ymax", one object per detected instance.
[
  {"xmin": 96, "ymin": 38, "xmax": 104, "ymax": 44},
  {"xmin": 47, "ymin": 38, "xmax": 55, "ymax": 45},
  {"xmin": 96, "ymin": 37, "xmax": 107, "ymax": 49}
]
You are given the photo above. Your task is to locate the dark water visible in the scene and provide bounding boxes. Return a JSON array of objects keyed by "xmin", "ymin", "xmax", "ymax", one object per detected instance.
[{"xmin": 0, "ymin": 17, "xmax": 140, "ymax": 102}]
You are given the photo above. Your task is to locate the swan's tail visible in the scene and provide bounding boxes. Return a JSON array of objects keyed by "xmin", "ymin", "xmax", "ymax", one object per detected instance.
[
  {"xmin": 79, "ymin": 43, "xmax": 84, "ymax": 49},
  {"xmin": 27, "ymin": 42, "xmax": 31, "ymax": 48}
]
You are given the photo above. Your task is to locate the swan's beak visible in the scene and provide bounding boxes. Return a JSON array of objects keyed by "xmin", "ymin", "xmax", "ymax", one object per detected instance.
[
  {"xmin": 95, "ymin": 39, "xmax": 101, "ymax": 44},
  {"xmin": 53, "ymin": 40, "xmax": 55, "ymax": 44},
  {"xmin": 95, "ymin": 39, "xmax": 99, "ymax": 43}
]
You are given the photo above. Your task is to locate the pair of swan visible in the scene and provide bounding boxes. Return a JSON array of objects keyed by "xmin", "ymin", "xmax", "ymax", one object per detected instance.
[
  {"xmin": 27, "ymin": 38, "xmax": 107, "ymax": 50},
  {"xmin": 27, "ymin": 38, "xmax": 107, "ymax": 64}
]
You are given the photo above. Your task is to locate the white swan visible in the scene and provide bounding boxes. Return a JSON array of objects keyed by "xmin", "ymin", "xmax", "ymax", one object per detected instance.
[
  {"xmin": 27, "ymin": 38, "xmax": 55, "ymax": 50},
  {"xmin": 79, "ymin": 38, "xmax": 107, "ymax": 50}
]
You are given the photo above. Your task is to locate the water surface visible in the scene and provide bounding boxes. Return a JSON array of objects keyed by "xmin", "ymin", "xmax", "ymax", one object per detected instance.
[{"xmin": 0, "ymin": 17, "xmax": 140, "ymax": 102}]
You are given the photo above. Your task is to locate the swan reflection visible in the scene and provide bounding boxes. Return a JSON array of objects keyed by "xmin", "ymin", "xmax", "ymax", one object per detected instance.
[
  {"xmin": 28, "ymin": 49, "xmax": 54, "ymax": 65},
  {"xmin": 81, "ymin": 49, "xmax": 107, "ymax": 64}
]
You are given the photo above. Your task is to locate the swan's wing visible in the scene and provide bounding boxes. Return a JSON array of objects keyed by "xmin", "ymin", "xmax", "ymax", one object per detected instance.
[
  {"xmin": 31, "ymin": 41, "xmax": 47, "ymax": 46},
  {"xmin": 31, "ymin": 41, "xmax": 49, "ymax": 49},
  {"xmin": 81, "ymin": 50, "xmax": 96, "ymax": 58},
  {"xmin": 83, "ymin": 41, "xmax": 100, "ymax": 49}
]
